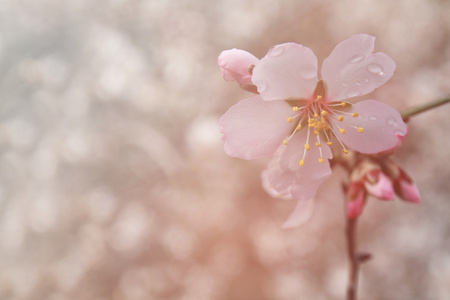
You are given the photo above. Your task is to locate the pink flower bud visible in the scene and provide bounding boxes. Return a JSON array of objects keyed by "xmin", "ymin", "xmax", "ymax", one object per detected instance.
[
  {"xmin": 364, "ymin": 169, "xmax": 395, "ymax": 200},
  {"xmin": 346, "ymin": 182, "xmax": 366, "ymax": 219},
  {"xmin": 218, "ymin": 49, "xmax": 259, "ymax": 93},
  {"xmin": 394, "ymin": 168, "xmax": 420, "ymax": 203}
]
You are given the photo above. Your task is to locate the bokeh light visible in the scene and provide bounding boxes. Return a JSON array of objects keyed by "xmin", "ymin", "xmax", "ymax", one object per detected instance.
[{"xmin": 0, "ymin": 0, "xmax": 449, "ymax": 299}]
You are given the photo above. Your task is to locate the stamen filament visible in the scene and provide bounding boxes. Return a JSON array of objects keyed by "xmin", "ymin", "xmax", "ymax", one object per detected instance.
[
  {"xmin": 299, "ymin": 125, "xmax": 312, "ymax": 166},
  {"xmin": 283, "ymin": 115, "xmax": 306, "ymax": 145},
  {"xmin": 327, "ymin": 120, "xmax": 350, "ymax": 154}
]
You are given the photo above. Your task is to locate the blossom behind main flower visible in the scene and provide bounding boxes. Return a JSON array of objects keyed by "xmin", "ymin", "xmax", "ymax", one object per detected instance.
[{"xmin": 219, "ymin": 34, "xmax": 408, "ymax": 227}]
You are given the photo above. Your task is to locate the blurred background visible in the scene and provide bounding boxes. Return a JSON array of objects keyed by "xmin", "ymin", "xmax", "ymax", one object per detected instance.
[{"xmin": 0, "ymin": 0, "xmax": 449, "ymax": 299}]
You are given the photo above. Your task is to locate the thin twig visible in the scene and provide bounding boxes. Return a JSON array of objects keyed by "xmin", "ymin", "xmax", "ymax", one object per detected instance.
[{"xmin": 401, "ymin": 97, "xmax": 450, "ymax": 120}]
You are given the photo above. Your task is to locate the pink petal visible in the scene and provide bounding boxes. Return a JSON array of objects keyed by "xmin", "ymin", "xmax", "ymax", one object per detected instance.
[
  {"xmin": 266, "ymin": 128, "xmax": 333, "ymax": 201},
  {"xmin": 252, "ymin": 43, "xmax": 318, "ymax": 101},
  {"xmin": 261, "ymin": 170, "xmax": 292, "ymax": 200},
  {"xmin": 364, "ymin": 171, "xmax": 395, "ymax": 200},
  {"xmin": 282, "ymin": 199, "xmax": 314, "ymax": 229},
  {"xmin": 334, "ymin": 100, "xmax": 407, "ymax": 154},
  {"xmin": 219, "ymin": 96, "xmax": 294, "ymax": 160},
  {"xmin": 218, "ymin": 49, "xmax": 259, "ymax": 88},
  {"xmin": 321, "ymin": 34, "xmax": 396, "ymax": 101}
]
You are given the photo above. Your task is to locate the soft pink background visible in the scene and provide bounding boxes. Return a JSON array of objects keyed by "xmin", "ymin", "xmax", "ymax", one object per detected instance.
[{"xmin": 1, "ymin": 0, "xmax": 449, "ymax": 299}]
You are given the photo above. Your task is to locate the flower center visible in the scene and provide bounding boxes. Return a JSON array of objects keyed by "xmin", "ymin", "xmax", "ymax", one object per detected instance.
[{"xmin": 282, "ymin": 93, "xmax": 364, "ymax": 166}]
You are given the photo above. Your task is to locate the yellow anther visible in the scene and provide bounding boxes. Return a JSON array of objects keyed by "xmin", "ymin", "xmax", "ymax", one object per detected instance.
[
  {"xmin": 308, "ymin": 118, "xmax": 315, "ymax": 123},
  {"xmin": 318, "ymin": 157, "xmax": 325, "ymax": 163},
  {"xmin": 299, "ymin": 159, "xmax": 304, "ymax": 166},
  {"xmin": 308, "ymin": 123, "xmax": 314, "ymax": 128},
  {"xmin": 352, "ymin": 113, "xmax": 359, "ymax": 117},
  {"xmin": 317, "ymin": 95, "xmax": 322, "ymax": 101},
  {"xmin": 314, "ymin": 113, "xmax": 319, "ymax": 118},
  {"xmin": 283, "ymin": 139, "xmax": 288, "ymax": 145},
  {"xmin": 340, "ymin": 128, "xmax": 346, "ymax": 134},
  {"xmin": 343, "ymin": 149, "xmax": 349, "ymax": 154},
  {"xmin": 293, "ymin": 106, "xmax": 299, "ymax": 112},
  {"xmin": 326, "ymin": 141, "xmax": 333, "ymax": 146},
  {"xmin": 321, "ymin": 117, "xmax": 326, "ymax": 123},
  {"xmin": 325, "ymin": 125, "xmax": 330, "ymax": 130},
  {"xmin": 304, "ymin": 144, "xmax": 310, "ymax": 150},
  {"xmin": 341, "ymin": 102, "xmax": 346, "ymax": 107},
  {"xmin": 321, "ymin": 111, "xmax": 328, "ymax": 116},
  {"xmin": 287, "ymin": 117, "xmax": 293, "ymax": 123},
  {"xmin": 315, "ymin": 142, "xmax": 322, "ymax": 147},
  {"xmin": 296, "ymin": 124, "xmax": 302, "ymax": 131},
  {"xmin": 357, "ymin": 127, "xmax": 364, "ymax": 133},
  {"xmin": 313, "ymin": 130, "xmax": 319, "ymax": 136},
  {"xmin": 338, "ymin": 116, "xmax": 344, "ymax": 121}
]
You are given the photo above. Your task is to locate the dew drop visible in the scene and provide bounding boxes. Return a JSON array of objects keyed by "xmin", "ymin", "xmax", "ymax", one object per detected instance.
[
  {"xmin": 354, "ymin": 81, "xmax": 362, "ymax": 86},
  {"xmin": 269, "ymin": 46, "xmax": 284, "ymax": 57},
  {"xmin": 364, "ymin": 78, "xmax": 370, "ymax": 83},
  {"xmin": 368, "ymin": 64, "xmax": 383, "ymax": 74},
  {"xmin": 369, "ymin": 116, "xmax": 377, "ymax": 121},
  {"xmin": 346, "ymin": 90, "xmax": 360, "ymax": 98},
  {"xmin": 386, "ymin": 117, "xmax": 395, "ymax": 125},
  {"xmin": 394, "ymin": 129, "xmax": 406, "ymax": 136},
  {"xmin": 350, "ymin": 55, "xmax": 364, "ymax": 63}
]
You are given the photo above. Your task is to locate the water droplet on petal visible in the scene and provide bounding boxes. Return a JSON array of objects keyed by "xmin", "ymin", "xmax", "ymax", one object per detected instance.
[
  {"xmin": 350, "ymin": 55, "xmax": 364, "ymax": 63},
  {"xmin": 269, "ymin": 46, "xmax": 284, "ymax": 57},
  {"xmin": 368, "ymin": 64, "xmax": 383, "ymax": 74},
  {"xmin": 364, "ymin": 78, "xmax": 370, "ymax": 83},
  {"xmin": 394, "ymin": 129, "xmax": 406, "ymax": 136},
  {"xmin": 386, "ymin": 117, "xmax": 395, "ymax": 125},
  {"xmin": 354, "ymin": 81, "xmax": 362, "ymax": 86},
  {"xmin": 346, "ymin": 90, "xmax": 360, "ymax": 98},
  {"xmin": 369, "ymin": 116, "xmax": 377, "ymax": 121}
]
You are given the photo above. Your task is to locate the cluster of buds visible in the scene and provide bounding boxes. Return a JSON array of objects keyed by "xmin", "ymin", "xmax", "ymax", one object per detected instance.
[{"xmin": 345, "ymin": 157, "xmax": 420, "ymax": 219}]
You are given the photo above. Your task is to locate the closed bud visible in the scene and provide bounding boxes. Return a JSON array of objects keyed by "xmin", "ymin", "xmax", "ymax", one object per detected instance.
[
  {"xmin": 393, "ymin": 168, "xmax": 420, "ymax": 203},
  {"xmin": 346, "ymin": 181, "xmax": 366, "ymax": 219},
  {"xmin": 364, "ymin": 169, "xmax": 395, "ymax": 200}
]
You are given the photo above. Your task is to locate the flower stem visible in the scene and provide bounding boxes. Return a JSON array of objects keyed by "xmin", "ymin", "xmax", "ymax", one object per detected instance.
[
  {"xmin": 346, "ymin": 217, "xmax": 359, "ymax": 300},
  {"xmin": 401, "ymin": 97, "xmax": 450, "ymax": 120}
]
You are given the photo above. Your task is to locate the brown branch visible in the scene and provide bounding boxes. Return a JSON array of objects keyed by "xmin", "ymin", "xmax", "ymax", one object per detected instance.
[{"xmin": 345, "ymin": 214, "xmax": 372, "ymax": 300}]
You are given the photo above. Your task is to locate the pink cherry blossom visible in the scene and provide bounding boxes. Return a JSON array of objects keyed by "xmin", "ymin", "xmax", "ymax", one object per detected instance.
[{"xmin": 219, "ymin": 34, "xmax": 408, "ymax": 227}]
